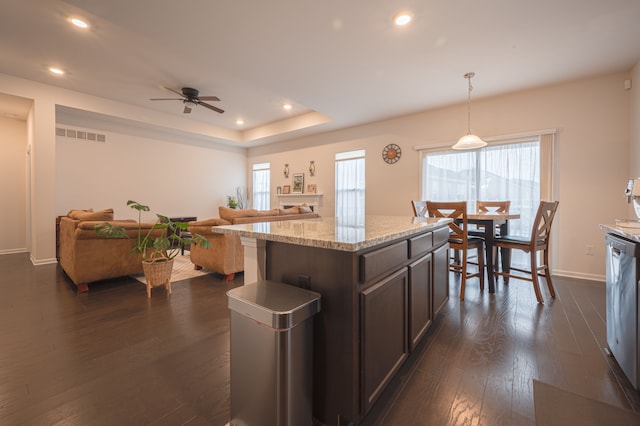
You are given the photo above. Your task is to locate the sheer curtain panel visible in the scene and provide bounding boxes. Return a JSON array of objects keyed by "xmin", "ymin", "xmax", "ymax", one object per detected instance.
[
  {"xmin": 252, "ymin": 163, "xmax": 270, "ymax": 210},
  {"xmin": 335, "ymin": 150, "xmax": 365, "ymax": 225}
]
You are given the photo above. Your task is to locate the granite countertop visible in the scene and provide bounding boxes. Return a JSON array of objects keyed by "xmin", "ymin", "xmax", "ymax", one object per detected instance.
[
  {"xmin": 211, "ymin": 215, "xmax": 452, "ymax": 252},
  {"xmin": 599, "ymin": 222, "xmax": 640, "ymax": 243}
]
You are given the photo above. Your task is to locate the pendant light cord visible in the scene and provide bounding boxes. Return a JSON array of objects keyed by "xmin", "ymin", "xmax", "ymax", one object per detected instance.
[{"xmin": 465, "ymin": 72, "xmax": 474, "ymax": 135}]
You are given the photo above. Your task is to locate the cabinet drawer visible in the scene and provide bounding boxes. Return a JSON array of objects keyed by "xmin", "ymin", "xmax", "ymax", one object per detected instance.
[
  {"xmin": 360, "ymin": 240, "xmax": 408, "ymax": 283},
  {"xmin": 433, "ymin": 226, "xmax": 450, "ymax": 247},
  {"xmin": 408, "ymin": 232, "xmax": 432, "ymax": 259}
]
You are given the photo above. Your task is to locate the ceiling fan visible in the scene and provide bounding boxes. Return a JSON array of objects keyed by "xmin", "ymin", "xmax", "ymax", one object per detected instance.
[{"xmin": 150, "ymin": 87, "xmax": 224, "ymax": 114}]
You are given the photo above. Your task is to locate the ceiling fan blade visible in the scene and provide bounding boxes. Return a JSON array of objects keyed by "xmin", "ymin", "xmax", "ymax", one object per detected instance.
[
  {"xmin": 150, "ymin": 97, "xmax": 183, "ymax": 101},
  {"xmin": 183, "ymin": 105, "xmax": 192, "ymax": 114},
  {"xmin": 165, "ymin": 87, "xmax": 186, "ymax": 97},
  {"xmin": 199, "ymin": 101, "xmax": 224, "ymax": 114},
  {"xmin": 198, "ymin": 96, "xmax": 220, "ymax": 101}
]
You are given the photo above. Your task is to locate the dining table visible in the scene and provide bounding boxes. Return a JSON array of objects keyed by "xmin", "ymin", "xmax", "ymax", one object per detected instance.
[{"xmin": 465, "ymin": 211, "xmax": 521, "ymax": 293}]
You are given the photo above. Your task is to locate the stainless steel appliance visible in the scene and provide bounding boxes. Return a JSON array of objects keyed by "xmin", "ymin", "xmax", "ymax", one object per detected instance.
[
  {"xmin": 605, "ymin": 233, "xmax": 640, "ymax": 389},
  {"xmin": 605, "ymin": 177, "xmax": 640, "ymax": 390}
]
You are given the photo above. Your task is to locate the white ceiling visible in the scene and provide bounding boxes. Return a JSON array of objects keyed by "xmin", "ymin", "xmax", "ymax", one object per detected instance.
[{"xmin": 1, "ymin": 0, "xmax": 639, "ymax": 146}]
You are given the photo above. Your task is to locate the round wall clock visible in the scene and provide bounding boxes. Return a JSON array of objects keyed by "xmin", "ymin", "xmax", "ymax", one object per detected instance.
[{"xmin": 382, "ymin": 143, "xmax": 401, "ymax": 164}]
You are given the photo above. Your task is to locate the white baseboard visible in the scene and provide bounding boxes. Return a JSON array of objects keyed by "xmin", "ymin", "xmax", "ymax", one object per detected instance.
[
  {"xmin": 0, "ymin": 248, "xmax": 27, "ymax": 255},
  {"xmin": 553, "ymin": 269, "xmax": 605, "ymax": 283},
  {"xmin": 30, "ymin": 255, "xmax": 58, "ymax": 266}
]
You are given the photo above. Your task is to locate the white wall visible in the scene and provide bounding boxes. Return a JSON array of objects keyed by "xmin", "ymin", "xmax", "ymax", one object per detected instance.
[
  {"xmin": 0, "ymin": 116, "xmax": 27, "ymax": 253},
  {"xmin": 250, "ymin": 71, "xmax": 634, "ymax": 281},
  {"xmin": 55, "ymin": 125, "xmax": 246, "ymax": 222}
]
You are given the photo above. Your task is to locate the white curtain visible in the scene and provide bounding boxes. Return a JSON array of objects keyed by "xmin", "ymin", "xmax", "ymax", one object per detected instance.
[
  {"xmin": 423, "ymin": 140, "xmax": 541, "ymax": 237},
  {"xmin": 252, "ymin": 168, "xmax": 270, "ymax": 210},
  {"xmin": 335, "ymin": 152, "xmax": 365, "ymax": 227}
]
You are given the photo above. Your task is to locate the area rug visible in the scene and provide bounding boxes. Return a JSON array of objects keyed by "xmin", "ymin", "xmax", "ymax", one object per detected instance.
[
  {"xmin": 533, "ymin": 379, "xmax": 640, "ymax": 425},
  {"xmin": 131, "ymin": 254, "xmax": 212, "ymax": 285}
]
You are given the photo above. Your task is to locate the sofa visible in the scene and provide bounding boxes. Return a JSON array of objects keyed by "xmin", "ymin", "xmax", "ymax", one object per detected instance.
[
  {"xmin": 58, "ymin": 209, "xmax": 165, "ymax": 292},
  {"xmin": 188, "ymin": 205, "xmax": 319, "ymax": 280}
]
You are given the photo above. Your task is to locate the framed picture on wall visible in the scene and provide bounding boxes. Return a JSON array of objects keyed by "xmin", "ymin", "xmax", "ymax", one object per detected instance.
[
  {"xmin": 283, "ymin": 185, "xmax": 291, "ymax": 194},
  {"xmin": 292, "ymin": 173, "xmax": 304, "ymax": 193},
  {"xmin": 277, "ymin": 186, "xmax": 282, "ymax": 194},
  {"xmin": 306, "ymin": 184, "xmax": 317, "ymax": 194}
]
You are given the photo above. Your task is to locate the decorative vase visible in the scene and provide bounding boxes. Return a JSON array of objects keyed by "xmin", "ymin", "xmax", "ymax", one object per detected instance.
[{"xmin": 142, "ymin": 257, "xmax": 174, "ymax": 298}]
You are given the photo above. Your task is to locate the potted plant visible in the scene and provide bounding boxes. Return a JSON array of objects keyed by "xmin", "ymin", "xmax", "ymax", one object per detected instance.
[
  {"xmin": 94, "ymin": 200, "xmax": 210, "ymax": 297},
  {"xmin": 227, "ymin": 195, "xmax": 239, "ymax": 209}
]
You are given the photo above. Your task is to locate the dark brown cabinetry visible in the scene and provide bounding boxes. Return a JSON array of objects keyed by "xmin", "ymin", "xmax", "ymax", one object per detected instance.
[
  {"xmin": 408, "ymin": 253, "xmax": 432, "ymax": 350},
  {"xmin": 264, "ymin": 225, "xmax": 449, "ymax": 425},
  {"xmin": 432, "ymin": 242, "xmax": 450, "ymax": 316},
  {"xmin": 360, "ymin": 268, "xmax": 409, "ymax": 412}
]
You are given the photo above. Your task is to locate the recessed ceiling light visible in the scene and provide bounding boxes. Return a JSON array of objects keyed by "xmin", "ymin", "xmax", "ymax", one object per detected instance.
[
  {"xmin": 69, "ymin": 17, "xmax": 89, "ymax": 29},
  {"xmin": 48, "ymin": 67, "xmax": 65, "ymax": 75},
  {"xmin": 236, "ymin": 119, "xmax": 244, "ymax": 125},
  {"xmin": 283, "ymin": 104, "xmax": 292, "ymax": 111},
  {"xmin": 393, "ymin": 11, "xmax": 413, "ymax": 26}
]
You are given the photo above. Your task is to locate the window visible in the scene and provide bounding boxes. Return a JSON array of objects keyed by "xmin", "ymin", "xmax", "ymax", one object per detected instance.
[
  {"xmin": 422, "ymin": 133, "xmax": 554, "ymax": 237},
  {"xmin": 252, "ymin": 162, "xmax": 270, "ymax": 210},
  {"xmin": 335, "ymin": 149, "xmax": 365, "ymax": 228}
]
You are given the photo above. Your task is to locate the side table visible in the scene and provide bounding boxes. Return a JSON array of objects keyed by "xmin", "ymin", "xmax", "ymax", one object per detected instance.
[{"xmin": 168, "ymin": 216, "xmax": 197, "ymax": 255}]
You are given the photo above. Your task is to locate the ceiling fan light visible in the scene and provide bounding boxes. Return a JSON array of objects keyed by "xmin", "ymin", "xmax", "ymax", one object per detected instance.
[{"xmin": 452, "ymin": 134, "xmax": 487, "ymax": 150}]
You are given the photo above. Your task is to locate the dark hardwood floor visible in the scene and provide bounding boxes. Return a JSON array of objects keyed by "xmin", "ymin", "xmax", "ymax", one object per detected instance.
[{"xmin": 1, "ymin": 253, "xmax": 639, "ymax": 425}]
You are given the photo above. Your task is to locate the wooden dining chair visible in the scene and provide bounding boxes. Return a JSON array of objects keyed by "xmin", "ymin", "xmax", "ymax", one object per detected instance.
[
  {"xmin": 411, "ymin": 200, "xmax": 428, "ymax": 217},
  {"xmin": 470, "ymin": 200, "xmax": 512, "ymax": 271},
  {"xmin": 470, "ymin": 200, "xmax": 511, "ymax": 235},
  {"xmin": 493, "ymin": 201, "xmax": 559, "ymax": 304},
  {"xmin": 426, "ymin": 201, "xmax": 485, "ymax": 300}
]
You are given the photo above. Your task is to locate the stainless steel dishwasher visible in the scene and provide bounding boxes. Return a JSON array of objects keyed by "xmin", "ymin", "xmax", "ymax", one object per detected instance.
[{"xmin": 605, "ymin": 232, "xmax": 640, "ymax": 390}]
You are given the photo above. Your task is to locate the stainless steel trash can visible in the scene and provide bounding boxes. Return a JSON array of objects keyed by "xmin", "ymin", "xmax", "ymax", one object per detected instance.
[{"xmin": 227, "ymin": 280, "xmax": 321, "ymax": 426}]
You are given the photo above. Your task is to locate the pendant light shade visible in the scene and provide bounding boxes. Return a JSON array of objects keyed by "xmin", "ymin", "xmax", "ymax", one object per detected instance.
[
  {"xmin": 452, "ymin": 72, "xmax": 487, "ymax": 150},
  {"xmin": 453, "ymin": 134, "xmax": 486, "ymax": 150}
]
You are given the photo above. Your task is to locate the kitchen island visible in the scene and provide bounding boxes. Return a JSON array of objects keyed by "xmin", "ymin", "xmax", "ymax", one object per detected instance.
[{"xmin": 212, "ymin": 215, "xmax": 452, "ymax": 425}]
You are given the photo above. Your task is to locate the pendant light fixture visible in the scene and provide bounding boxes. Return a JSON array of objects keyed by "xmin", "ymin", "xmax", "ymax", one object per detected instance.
[{"xmin": 452, "ymin": 72, "xmax": 487, "ymax": 150}]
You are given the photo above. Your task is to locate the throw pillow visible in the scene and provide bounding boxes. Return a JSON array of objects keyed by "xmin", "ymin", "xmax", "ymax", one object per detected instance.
[
  {"xmin": 219, "ymin": 206, "xmax": 258, "ymax": 221},
  {"xmin": 66, "ymin": 208, "xmax": 93, "ymax": 217},
  {"xmin": 69, "ymin": 208, "xmax": 114, "ymax": 221},
  {"xmin": 279, "ymin": 206, "xmax": 300, "ymax": 215},
  {"xmin": 256, "ymin": 208, "xmax": 280, "ymax": 217},
  {"xmin": 298, "ymin": 204, "xmax": 313, "ymax": 214}
]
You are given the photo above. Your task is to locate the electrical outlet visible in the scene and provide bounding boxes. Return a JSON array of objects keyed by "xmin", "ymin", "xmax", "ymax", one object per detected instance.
[{"xmin": 586, "ymin": 245, "xmax": 594, "ymax": 256}]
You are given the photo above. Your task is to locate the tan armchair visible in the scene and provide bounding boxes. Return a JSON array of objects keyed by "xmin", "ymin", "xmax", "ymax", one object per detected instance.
[{"xmin": 59, "ymin": 210, "xmax": 164, "ymax": 292}]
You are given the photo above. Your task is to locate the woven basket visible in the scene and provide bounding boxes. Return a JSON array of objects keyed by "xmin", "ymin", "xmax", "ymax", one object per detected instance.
[{"xmin": 142, "ymin": 258, "xmax": 174, "ymax": 287}]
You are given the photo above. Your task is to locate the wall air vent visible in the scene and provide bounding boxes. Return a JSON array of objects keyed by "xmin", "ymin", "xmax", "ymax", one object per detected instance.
[{"xmin": 55, "ymin": 126, "xmax": 107, "ymax": 143}]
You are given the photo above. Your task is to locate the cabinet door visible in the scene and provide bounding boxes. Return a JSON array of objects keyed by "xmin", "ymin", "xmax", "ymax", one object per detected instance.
[
  {"xmin": 360, "ymin": 268, "xmax": 408, "ymax": 414},
  {"xmin": 408, "ymin": 254, "xmax": 432, "ymax": 351},
  {"xmin": 432, "ymin": 243, "xmax": 450, "ymax": 316}
]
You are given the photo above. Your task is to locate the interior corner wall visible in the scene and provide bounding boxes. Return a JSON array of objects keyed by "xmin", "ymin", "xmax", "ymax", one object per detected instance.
[
  {"xmin": 0, "ymin": 116, "xmax": 27, "ymax": 254},
  {"xmin": 630, "ymin": 61, "xmax": 640, "ymax": 177},
  {"xmin": 249, "ymin": 71, "xmax": 632, "ymax": 281},
  {"xmin": 30, "ymin": 98, "xmax": 57, "ymax": 264}
]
